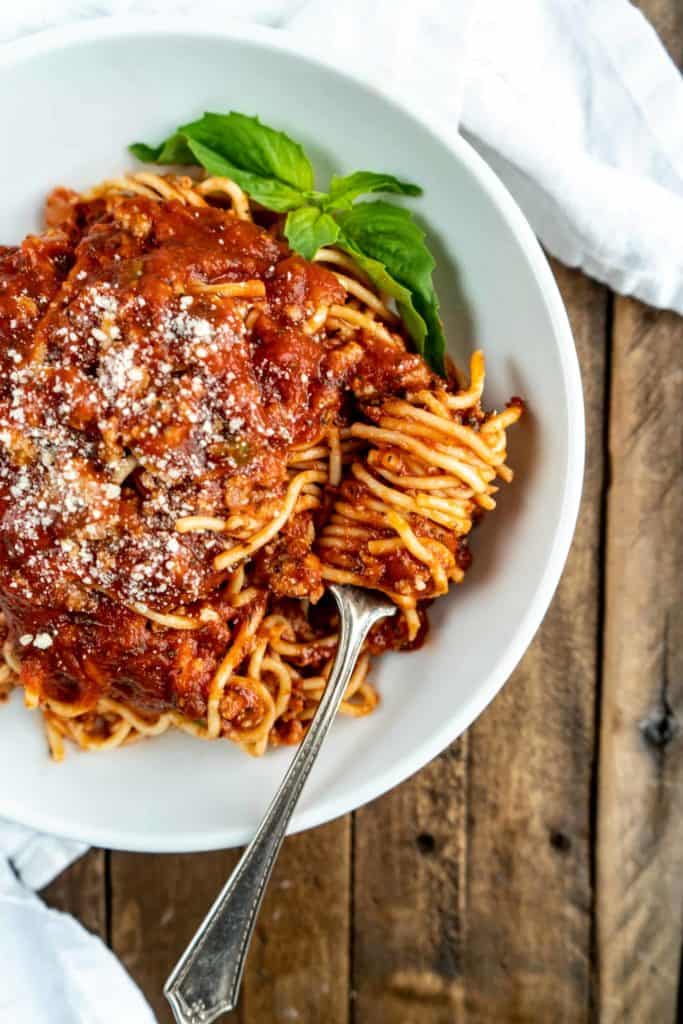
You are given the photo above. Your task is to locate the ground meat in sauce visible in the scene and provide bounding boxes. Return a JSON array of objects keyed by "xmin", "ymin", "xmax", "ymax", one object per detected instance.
[{"xmin": 0, "ymin": 192, "xmax": 436, "ymax": 717}]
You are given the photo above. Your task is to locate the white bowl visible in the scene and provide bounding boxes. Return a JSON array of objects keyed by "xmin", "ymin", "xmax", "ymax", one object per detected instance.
[{"xmin": 0, "ymin": 18, "xmax": 583, "ymax": 851}]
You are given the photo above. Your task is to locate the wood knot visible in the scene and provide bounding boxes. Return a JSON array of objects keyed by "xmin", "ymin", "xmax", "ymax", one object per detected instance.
[
  {"xmin": 416, "ymin": 832, "xmax": 436, "ymax": 854},
  {"xmin": 549, "ymin": 829, "xmax": 571, "ymax": 853},
  {"xmin": 640, "ymin": 707, "xmax": 679, "ymax": 749}
]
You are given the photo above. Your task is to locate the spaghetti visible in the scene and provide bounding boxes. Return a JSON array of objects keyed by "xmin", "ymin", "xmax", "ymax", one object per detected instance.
[{"xmin": 0, "ymin": 172, "xmax": 521, "ymax": 759}]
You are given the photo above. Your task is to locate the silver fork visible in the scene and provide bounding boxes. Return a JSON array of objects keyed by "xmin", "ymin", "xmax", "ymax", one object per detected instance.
[{"xmin": 165, "ymin": 583, "xmax": 396, "ymax": 1024}]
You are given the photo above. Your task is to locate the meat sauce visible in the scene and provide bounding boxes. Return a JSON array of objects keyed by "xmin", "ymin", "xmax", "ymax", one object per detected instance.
[{"xmin": 0, "ymin": 192, "xmax": 431, "ymax": 718}]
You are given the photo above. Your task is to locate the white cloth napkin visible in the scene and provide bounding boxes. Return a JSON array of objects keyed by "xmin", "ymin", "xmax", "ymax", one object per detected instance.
[
  {"xmin": 0, "ymin": 855, "xmax": 155, "ymax": 1023},
  {"xmin": 1, "ymin": 0, "xmax": 682, "ymax": 1020},
  {"xmin": 0, "ymin": 821, "xmax": 85, "ymax": 890}
]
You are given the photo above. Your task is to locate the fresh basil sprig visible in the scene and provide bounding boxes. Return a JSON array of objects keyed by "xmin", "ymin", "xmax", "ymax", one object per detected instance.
[{"xmin": 130, "ymin": 112, "xmax": 445, "ymax": 374}]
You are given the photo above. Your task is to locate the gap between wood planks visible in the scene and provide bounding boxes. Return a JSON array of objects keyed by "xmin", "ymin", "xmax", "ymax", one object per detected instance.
[{"xmin": 588, "ymin": 290, "xmax": 614, "ymax": 1018}]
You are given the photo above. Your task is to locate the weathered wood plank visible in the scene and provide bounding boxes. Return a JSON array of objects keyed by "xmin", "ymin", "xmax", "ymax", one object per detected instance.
[
  {"xmin": 597, "ymin": 297, "xmax": 683, "ymax": 1024},
  {"xmin": 464, "ymin": 264, "xmax": 608, "ymax": 1022},
  {"xmin": 111, "ymin": 817, "xmax": 350, "ymax": 1023},
  {"xmin": 241, "ymin": 818, "xmax": 351, "ymax": 1024},
  {"xmin": 636, "ymin": 0, "xmax": 683, "ymax": 62},
  {"xmin": 42, "ymin": 849, "xmax": 107, "ymax": 939},
  {"xmin": 352, "ymin": 739, "xmax": 468, "ymax": 1024},
  {"xmin": 595, "ymin": 5, "xmax": 683, "ymax": 1021},
  {"xmin": 110, "ymin": 849, "xmax": 243, "ymax": 1024}
]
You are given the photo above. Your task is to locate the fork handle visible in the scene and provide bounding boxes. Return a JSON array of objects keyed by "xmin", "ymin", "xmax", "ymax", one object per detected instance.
[{"xmin": 165, "ymin": 585, "xmax": 393, "ymax": 1024}]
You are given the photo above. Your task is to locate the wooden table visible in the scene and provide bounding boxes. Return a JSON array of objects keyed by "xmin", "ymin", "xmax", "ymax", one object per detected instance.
[{"xmin": 44, "ymin": 3, "xmax": 682, "ymax": 1020}]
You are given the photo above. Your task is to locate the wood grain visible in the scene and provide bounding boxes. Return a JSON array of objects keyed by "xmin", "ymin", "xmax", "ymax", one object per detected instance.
[
  {"xmin": 42, "ymin": 849, "xmax": 107, "ymax": 939},
  {"xmin": 597, "ymin": 299, "xmax": 683, "ymax": 1024},
  {"xmin": 110, "ymin": 817, "xmax": 350, "ymax": 1023},
  {"xmin": 351, "ymin": 739, "xmax": 468, "ymax": 1024},
  {"xmin": 595, "ymin": 5, "xmax": 683, "ymax": 1021},
  {"xmin": 240, "ymin": 818, "xmax": 351, "ymax": 1024},
  {"xmin": 464, "ymin": 264, "xmax": 609, "ymax": 1023},
  {"xmin": 110, "ymin": 848, "xmax": 243, "ymax": 1024},
  {"xmin": 636, "ymin": 0, "xmax": 683, "ymax": 62}
]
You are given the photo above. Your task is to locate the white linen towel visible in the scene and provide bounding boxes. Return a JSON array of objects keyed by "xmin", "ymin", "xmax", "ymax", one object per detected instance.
[
  {"xmin": 0, "ymin": 863, "xmax": 156, "ymax": 1023},
  {"xmin": 1, "ymin": 1, "xmax": 681, "ymax": 1020},
  {"xmin": 0, "ymin": 824, "xmax": 155, "ymax": 1022}
]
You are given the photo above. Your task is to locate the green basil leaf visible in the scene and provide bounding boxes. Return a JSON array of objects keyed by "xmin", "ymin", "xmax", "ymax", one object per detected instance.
[
  {"xmin": 302, "ymin": 190, "xmax": 330, "ymax": 205},
  {"xmin": 185, "ymin": 139, "xmax": 307, "ymax": 212},
  {"xmin": 284, "ymin": 207, "xmax": 340, "ymax": 261},
  {"xmin": 129, "ymin": 111, "xmax": 314, "ymax": 211},
  {"xmin": 337, "ymin": 202, "xmax": 445, "ymax": 374},
  {"xmin": 129, "ymin": 134, "xmax": 196, "ymax": 165},
  {"xmin": 324, "ymin": 171, "xmax": 421, "ymax": 211},
  {"xmin": 336, "ymin": 232, "xmax": 428, "ymax": 357},
  {"xmin": 180, "ymin": 111, "xmax": 314, "ymax": 191}
]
